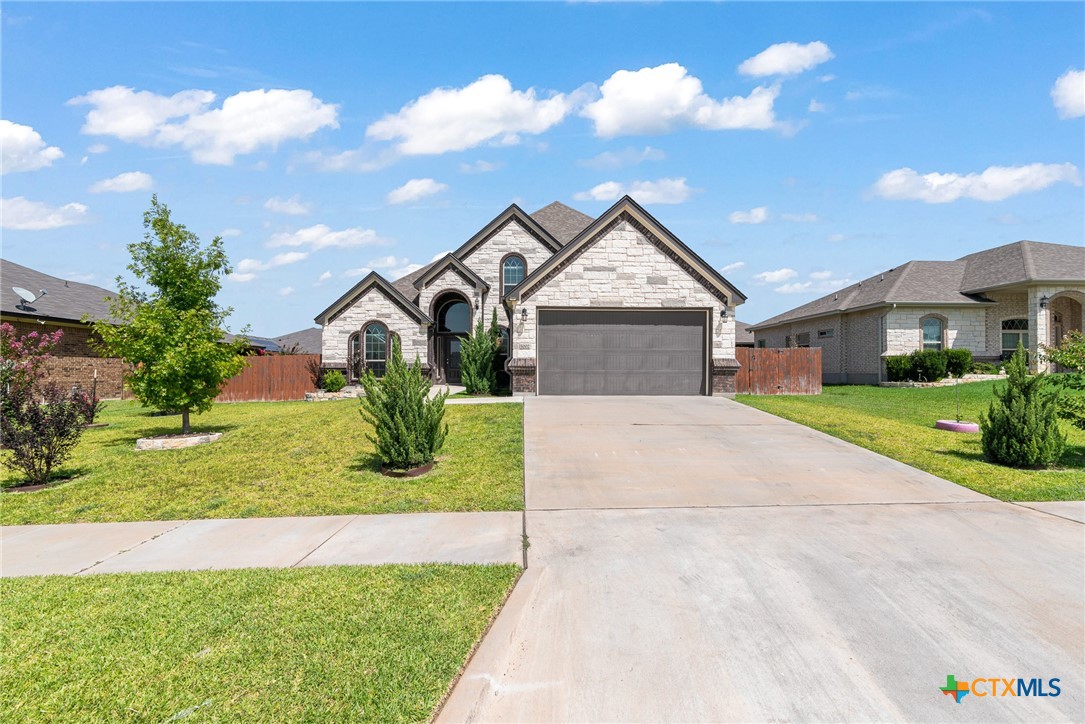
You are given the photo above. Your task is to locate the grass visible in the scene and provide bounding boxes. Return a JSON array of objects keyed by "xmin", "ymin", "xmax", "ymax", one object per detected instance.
[
  {"xmin": 738, "ymin": 381, "xmax": 1085, "ymax": 502},
  {"xmin": 0, "ymin": 564, "xmax": 520, "ymax": 722},
  {"xmin": 1, "ymin": 399, "xmax": 524, "ymax": 525}
]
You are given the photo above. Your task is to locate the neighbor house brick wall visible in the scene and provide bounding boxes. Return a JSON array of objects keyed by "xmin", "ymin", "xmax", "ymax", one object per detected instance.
[
  {"xmin": 884, "ymin": 306, "xmax": 986, "ymax": 356},
  {"xmin": 7, "ymin": 319, "xmax": 102, "ymax": 357},
  {"xmin": 842, "ymin": 309, "xmax": 885, "ymax": 382},
  {"xmin": 321, "ymin": 288, "xmax": 427, "ymax": 368},
  {"xmin": 509, "ymin": 219, "xmax": 736, "ymax": 385},
  {"xmin": 41, "ymin": 356, "xmax": 127, "ymax": 399},
  {"xmin": 753, "ymin": 315, "xmax": 849, "ymax": 382}
]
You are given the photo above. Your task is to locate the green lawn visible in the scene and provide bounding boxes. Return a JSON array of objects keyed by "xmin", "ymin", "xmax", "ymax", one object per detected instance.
[
  {"xmin": 738, "ymin": 381, "xmax": 1085, "ymax": 502},
  {"xmin": 1, "ymin": 564, "xmax": 520, "ymax": 722},
  {"xmin": 1, "ymin": 400, "xmax": 524, "ymax": 525}
]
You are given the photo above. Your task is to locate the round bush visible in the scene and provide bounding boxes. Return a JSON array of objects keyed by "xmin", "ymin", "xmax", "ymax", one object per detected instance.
[{"xmin": 322, "ymin": 369, "xmax": 346, "ymax": 392}]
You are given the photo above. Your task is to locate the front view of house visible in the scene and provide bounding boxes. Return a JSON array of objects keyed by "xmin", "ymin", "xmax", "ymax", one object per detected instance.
[{"xmin": 315, "ymin": 196, "xmax": 746, "ymax": 395}]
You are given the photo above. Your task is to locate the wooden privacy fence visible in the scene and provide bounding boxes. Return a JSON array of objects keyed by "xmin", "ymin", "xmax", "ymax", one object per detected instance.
[
  {"xmin": 217, "ymin": 354, "xmax": 320, "ymax": 402},
  {"xmin": 735, "ymin": 348, "xmax": 821, "ymax": 395}
]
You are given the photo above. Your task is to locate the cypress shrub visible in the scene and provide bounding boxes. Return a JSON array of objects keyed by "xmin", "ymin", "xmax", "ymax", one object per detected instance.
[
  {"xmin": 359, "ymin": 337, "xmax": 448, "ymax": 470},
  {"xmin": 943, "ymin": 348, "xmax": 973, "ymax": 378},
  {"xmin": 460, "ymin": 309, "xmax": 499, "ymax": 395},
  {"xmin": 980, "ymin": 345, "xmax": 1066, "ymax": 468}
]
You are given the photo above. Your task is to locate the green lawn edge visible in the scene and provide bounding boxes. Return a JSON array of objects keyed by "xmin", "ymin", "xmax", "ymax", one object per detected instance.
[{"xmin": 737, "ymin": 382, "xmax": 1085, "ymax": 502}]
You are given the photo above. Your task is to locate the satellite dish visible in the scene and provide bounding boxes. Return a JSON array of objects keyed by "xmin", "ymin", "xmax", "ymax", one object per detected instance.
[{"xmin": 12, "ymin": 287, "xmax": 46, "ymax": 310}]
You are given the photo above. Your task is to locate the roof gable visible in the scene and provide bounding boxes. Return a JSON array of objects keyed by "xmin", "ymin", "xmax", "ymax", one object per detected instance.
[
  {"xmin": 508, "ymin": 196, "xmax": 747, "ymax": 306},
  {"xmin": 530, "ymin": 201, "xmax": 594, "ymax": 244},
  {"xmin": 958, "ymin": 240, "xmax": 1085, "ymax": 293},
  {"xmin": 452, "ymin": 204, "xmax": 563, "ymax": 261},
  {"xmin": 314, "ymin": 272, "xmax": 432, "ymax": 326},
  {"xmin": 412, "ymin": 254, "xmax": 490, "ymax": 292}
]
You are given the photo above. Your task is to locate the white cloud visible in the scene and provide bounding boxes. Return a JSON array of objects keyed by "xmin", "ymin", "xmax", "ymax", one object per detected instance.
[
  {"xmin": 721, "ymin": 261, "xmax": 746, "ymax": 273},
  {"xmin": 68, "ymin": 86, "xmax": 338, "ymax": 165},
  {"xmin": 728, "ymin": 206, "xmax": 769, "ymax": 224},
  {"xmin": 267, "ymin": 224, "xmax": 387, "ymax": 250},
  {"xmin": 88, "ymin": 171, "xmax": 153, "ymax": 193},
  {"xmin": 315, "ymin": 270, "xmax": 332, "ymax": 285},
  {"xmin": 342, "ymin": 267, "xmax": 373, "ymax": 278},
  {"xmin": 389, "ymin": 263, "xmax": 423, "ymax": 278},
  {"xmin": 579, "ymin": 146, "xmax": 666, "ymax": 169},
  {"xmin": 872, "ymin": 163, "xmax": 1081, "ymax": 203},
  {"xmin": 818, "ymin": 74, "xmax": 837, "ymax": 83},
  {"xmin": 754, "ymin": 268, "xmax": 798, "ymax": 284},
  {"xmin": 1051, "ymin": 68, "xmax": 1085, "ymax": 119},
  {"xmin": 573, "ymin": 177, "xmax": 692, "ymax": 205},
  {"xmin": 264, "ymin": 194, "xmax": 312, "ymax": 215},
  {"xmin": 775, "ymin": 275, "xmax": 852, "ymax": 294},
  {"xmin": 386, "ymin": 178, "xmax": 448, "ymax": 205},
  {"xmin": 367, "ymin": 255, "xmax": 405, "ymax": 269},
  {"xmin": 228, "ymin": 273, "xmax": 257, "ymax": 283},
  {"xmin": 278, "ymin": 286, "xmax": 295, "ymax": 296},
  {"xmin": 235, "ymin": 251, "xmax": 309, "ymax": 275},
  {"xmin": 809, "ymin": 270, "xmax": 834, "ymax": 280},
  {"xmin": 781, "ymin": 212, "xmax": 819, "ymax": 222},
  {"xmin": 220, "ymin": 228, "xmax": 242, "ymax": 237},
  {"xmin": 65, "ymin": 272, "xmax": 96, "ymax": 283},
  {"xmin": 827, "ymin": 233, "xmax": 847, "ymax": 242},
  {"xmin": 430, "ymin": 250, "xmax": 453, "ymax": 262},
  {"xmin": 582, "ymin": 63, "xmax": 779, "ymax": 137},
  {"xmin": 367, "ymin": 74, "xmax": 573, "ymax": 155},
  {"xmin": 1, "ymin": 120, "xmax": 64, "ymax": 173},
  {"xmin": 86, "ymin": 143, "xmax": 109, "ymax": 154},
  {"xmin": 0, "ymin": 197, "xmax": 89, "ymax": 230},
  {"xmin": 738, "ymin": 41, "xmax": 834, "ymax": 77},
  {"xmin": 807, "ymin": 99, "xmax": 828, "ymax": 113},
  {"xmin": 459, "ymin": 160, "xmax": 502, "ymax": 174}
]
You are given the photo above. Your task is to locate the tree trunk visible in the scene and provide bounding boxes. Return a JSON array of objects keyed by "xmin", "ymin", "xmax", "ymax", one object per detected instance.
[{"xmin": 182, "ymin": 408, "xmax": 191, "ymax": 435}]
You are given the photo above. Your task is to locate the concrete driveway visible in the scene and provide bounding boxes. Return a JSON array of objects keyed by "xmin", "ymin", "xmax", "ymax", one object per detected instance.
[{"xmin": 440, "ymin": 397, "xmax": 1084, "ymax": 722}]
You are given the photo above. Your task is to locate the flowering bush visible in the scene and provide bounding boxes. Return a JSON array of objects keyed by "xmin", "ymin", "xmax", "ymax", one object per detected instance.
[{"xmin": 0, "ymin": 322, "xmax": 63, "ymax": 398}]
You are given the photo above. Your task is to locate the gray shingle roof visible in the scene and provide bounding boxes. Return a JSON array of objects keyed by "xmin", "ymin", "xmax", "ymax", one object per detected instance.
[
  {"xmin": 273, "ymin": 327, "xmax": 322, "ymax": 354},
  {"xmin": 390, "ymin": 260, "xmax": 439, "ymax": 304},
  {"xmin": 530, "ymin": 201, "xmax": 594, "ymax": 245},
  {"xmin": 1, "ymin": 258, "xmax": 118, "ymax": 324},
  {"xmin": 750, "ymin": 240, "xmax": 1083, "ymax": 330},
  {"xmin": 735, "ymin": 319, "xmax": 755, "ymax": 346}
]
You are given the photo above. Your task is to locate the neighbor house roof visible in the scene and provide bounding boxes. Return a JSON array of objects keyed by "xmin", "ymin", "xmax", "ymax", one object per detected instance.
[
  {"xmin": 1, "ymin": 258, "xmax": 118, "ymax": 325},
  {"xmin": 530, "ymin": 201, "xmax": 594, "ymax": 245},
  {"xmin": 749, "ymin": 239, "xmax": 1084, "ymax": 330},
  {"xmin": 273, "ymin": 327, "xmax": 322, "ymax": 354},
  {"xmin": 735, "ymin": 320, "xmax": 755, "ymax": 346}
]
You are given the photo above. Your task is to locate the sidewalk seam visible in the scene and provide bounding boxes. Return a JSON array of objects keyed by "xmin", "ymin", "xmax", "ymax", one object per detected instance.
[
  {"xmin": 289, "ymin": 515, "xmax": 360, "ymax": 568},
  {"xmin": 76, "ymin": 520, "xmax": 193, "ymax": 575}
]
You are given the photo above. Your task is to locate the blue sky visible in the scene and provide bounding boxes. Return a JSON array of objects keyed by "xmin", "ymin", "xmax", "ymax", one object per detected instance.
[{"xmin": 2, "ymin": 2, "xmax": 1083, "ymax": 336}]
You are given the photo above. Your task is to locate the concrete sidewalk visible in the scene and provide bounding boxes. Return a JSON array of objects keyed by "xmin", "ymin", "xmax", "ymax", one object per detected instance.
[{"xmin": 0, "ymin": 511, "xmax": 523, "ymax": 577}]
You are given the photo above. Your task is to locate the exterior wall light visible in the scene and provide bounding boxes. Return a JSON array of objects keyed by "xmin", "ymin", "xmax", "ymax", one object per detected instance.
[
  {"xmin": 520, "ymin": 308, "xmax": 528, "ymax": 322},
  {"xmin": 1040, "ymin": 294, "xmax": 1050, "ymax": 309}
]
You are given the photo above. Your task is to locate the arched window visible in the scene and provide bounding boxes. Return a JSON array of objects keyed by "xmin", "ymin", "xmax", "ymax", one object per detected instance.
[
  {"xmin": 921, "ymin": 316, "xmax": 944, "ymax": 351},
  {"xmin": 364, "ymin": 323, "xmax": 388, "ymax": 377},
  {"xmin": 502, "ymin": 255, "xmax": 526, "ymax": 293},
  {"xmin": 437, "ymin": 298, "xmax": 470, "ymax": 333}
]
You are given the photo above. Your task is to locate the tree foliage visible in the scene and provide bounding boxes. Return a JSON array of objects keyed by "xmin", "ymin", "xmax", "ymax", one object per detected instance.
[
  {"xmin": 980, "ymin": 345, "xmax": 1066, "ymax": 468},
  {"xmin": 1043, "ymin": 330, "xmax": 1085, "ymax": 372},
  {"xmin": 461, "ymin": 309, "xmax": 499, "ymax": 395},
  {"xmin": 1, "ymin": 384, "xmax": 88, "ymax": 486},
  {"xmin": 359, "ymin": 338, "xmax": 448, "ymax": 470},
  {"xmin": 94, "ymin": 196, "xmax": 248, "ymax": 433}
]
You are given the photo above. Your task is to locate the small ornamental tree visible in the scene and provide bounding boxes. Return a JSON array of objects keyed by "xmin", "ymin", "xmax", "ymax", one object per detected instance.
[
  {"xmin": 461, "ymin": 309, "xmax": 499, "ymax": 395},
  {"xmin": 980, "ymin": 344, "xmax": 1066, "ymax": 468},
  {"xmin": 0, "ymin": 323, "xmax": 63, "ymax": 401},
  {"xmin": 359, "ymin": 337, "xmax": 448, "ymax": 470},
  {"xmin": 1042, "ymin": 330, "xmax": 1085, "ymax": 431},
  {"xmin": 94, "ymin": 196, "xmax": 248, "ymax": 434}
]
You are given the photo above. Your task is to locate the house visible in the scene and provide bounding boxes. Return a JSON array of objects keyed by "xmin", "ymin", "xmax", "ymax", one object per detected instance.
[
  {"xmin": 0, "ymin": 258, "xmax": 126, "ymax": 398},
  {"xmin": 273, "ymin": 327, "xmax": 322, "ymax": 354},
  {"xmin": 735, "ymin": 320, "xmax": 755, "ymax": 348},
  {"xmin": 749, "ymin": 241, "xmax": 1085, "ymax": 384},
  {"xmin": 315, "ymin": 196, "xmax": 746, "ymax": 395}
]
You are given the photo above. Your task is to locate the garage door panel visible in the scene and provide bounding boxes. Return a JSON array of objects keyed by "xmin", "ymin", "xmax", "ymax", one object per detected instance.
[{"xmin": 537, "ymin": 309, "xmax": 707, "ymax": 396}]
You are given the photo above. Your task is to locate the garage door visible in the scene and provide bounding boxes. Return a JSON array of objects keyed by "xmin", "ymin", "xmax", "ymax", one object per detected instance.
[{"xmin": 537, "ymin": 309, "xmax": 708, "ymax": 395}]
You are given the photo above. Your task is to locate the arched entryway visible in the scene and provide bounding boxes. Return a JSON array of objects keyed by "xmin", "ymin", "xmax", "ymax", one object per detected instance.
[
  {"xmin": 1047, "ymin": 291, "xmax": 1084, "ymax": 372},
  {"xmin": 432, "ymin": 291, "xmax": 472, "ymax": 384}
]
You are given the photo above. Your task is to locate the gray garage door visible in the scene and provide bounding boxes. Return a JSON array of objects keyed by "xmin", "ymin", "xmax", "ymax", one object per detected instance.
[{"xmin": 537, "ymin": 309, "xmax": 707, "ymax": 395}]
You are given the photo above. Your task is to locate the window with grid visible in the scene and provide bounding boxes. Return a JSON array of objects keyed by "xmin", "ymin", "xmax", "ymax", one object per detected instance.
[
  {"xmin": 922, "ymin": 317, "xmax": 944, "ymax": 351},
  {"xmin": 364, "ymin": 323, "xmax": 387, "ymax": 377},
  {"xmin": 1001, "ymin": 318, "xmax": 1029, "ymax": 357},
  {"xmin": 502, "ymin": 256, "xmax": 525, "ymax": 291}
]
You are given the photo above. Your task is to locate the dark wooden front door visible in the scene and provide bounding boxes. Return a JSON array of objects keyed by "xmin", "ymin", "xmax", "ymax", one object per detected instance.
[{"xmin": 443, "ymin": 337, "xmax": 463, "ymax": 384}]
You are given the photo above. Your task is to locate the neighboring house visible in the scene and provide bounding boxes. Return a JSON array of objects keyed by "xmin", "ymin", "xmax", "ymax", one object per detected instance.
[
  {"xmin": 749, "ymin": 240, "xmax": 1085, "ymax": 384},
  {"xmin": 273, "ymin": 327, "xmax": 322, "ymax": 354},
  {"xmin": 1, "ymin": 258, "xmax": 126, "ymax": 398},
  {"xmin": 735, "ymin": 320, "xmax": 755, "ymax": 348},
  {"xmin": 315, "ymin": 196, "xmax": 746, "ymax": 395}
]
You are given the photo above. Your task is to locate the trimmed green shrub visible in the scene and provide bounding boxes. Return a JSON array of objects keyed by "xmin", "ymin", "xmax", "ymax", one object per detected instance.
[
  {"xmin": 885, "ymin": 355, "xmax": 912, "ymax": 382},
  {"xmin": 910, "ymin": 350, "xmax": 948, "ymax": 382},
  {"xmin": 943, "ymin": 348, "xmax": 973, "ymax": 378},
  {"xmin": 322, "ymin": 369, "xmax": 346, "ymax": 393},
  {"xmin": 359, "ymin": 337, "xmax": 448, "ymax": 470},
  {"xmin": 980, "ymin": 345, "xmax": 1066, "ymax": 468},
  {"xmin": 461, "ymin": 309, "xmax": 499, "ymax": 395},
  {"xmin": 971, "ymin": 361, "xmax": 1000, "ymax": 375}
]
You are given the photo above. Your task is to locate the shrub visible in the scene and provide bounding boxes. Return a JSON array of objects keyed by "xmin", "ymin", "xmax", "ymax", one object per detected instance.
[
  {"xmin": 72, "ymin": 387, "xmax": 104, "ymax": 425},
  {"xmin": 943, "ymin": 348, "xmax": 973, "ymax": 378},
  {"xmin": 359, "ymin": 337, "xmax": 447, "ymax": 470},
  {"xmin": 305, "ymin": 357, "xmax": 325, "ymax": 390},
  {"xmin": 885, "ymin": 355, "xmax": 911, "ymax": 382},
  {"xmin": 971, "ymin": 361, "xmax": 1000, "ymax": 375},
  {"xmin": 1043, "ymin": 330, "xmax": 1085, "ymax": 373},
  {"xmin": 980, "ymin": 345, "xmax": 1066, "ymax": 468},
  {"xmin": 910, "ymin": 350, "xmax": 948, "ymax": 382},
  {"xmin": 1049, "ymin": 373, "xmax": 1085, "ymax": 432},
  {"xmin": 0, "ymin": 323, "xmax": 63, "ymax": 401},
  {"xmin": 322, "ymin": 369, "xmax": 346, "ymax": 393},
  {"xmin": 461, "ymin": 310, "xmax": 499, "ymax": 395},
  {"xmin": 1, "ymin": 383, "xmax": 87, "ymax": 486}
]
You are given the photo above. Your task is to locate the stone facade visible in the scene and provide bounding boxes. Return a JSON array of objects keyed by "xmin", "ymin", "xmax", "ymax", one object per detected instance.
[
  {"xmin": 418, "ymin": 267, "xmax": 482, "ymax": 327},
  {"xmin": 511, "ymin": 220, "xmax": 734, "ymax": 360},
  {"xmin": 321, "ymin": 287, "xmax": 428, "ymax": 369},
  {"xmin": 884, "ymin": 306, "xmax": 987, "ymax": 355}
]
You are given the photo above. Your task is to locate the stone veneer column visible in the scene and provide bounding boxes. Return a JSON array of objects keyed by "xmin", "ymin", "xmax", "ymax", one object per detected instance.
[{"xmin": 711, "ymin": 358, "xmax": 741, "ymax": 396}]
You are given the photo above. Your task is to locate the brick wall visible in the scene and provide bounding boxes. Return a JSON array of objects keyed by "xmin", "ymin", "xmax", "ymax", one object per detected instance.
[{"xmin": 5, "ymin": 319, "xmax": 128, "ymax": 398}]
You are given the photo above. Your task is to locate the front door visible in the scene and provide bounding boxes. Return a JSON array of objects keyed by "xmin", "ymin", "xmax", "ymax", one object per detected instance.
[{"xmin": 444, "ymin": 337, "xmax": 463, "ymax": 384}]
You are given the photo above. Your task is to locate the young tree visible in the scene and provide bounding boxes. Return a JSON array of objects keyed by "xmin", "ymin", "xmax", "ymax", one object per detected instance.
[
  {"xmin": 980, "ymin": 344, "xmax": 1066, "ymax": 468},
  {"xmin": 94, "ymin": 196, "xmax": 248, "ymax": 434},
  {"xmin": 460, "ymin": 309, "xmax": 499, "ymax": 395}
]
